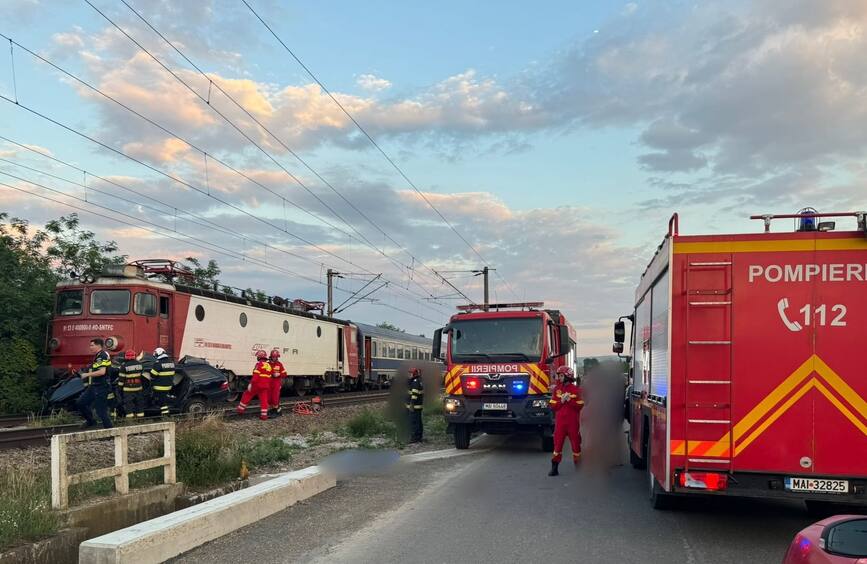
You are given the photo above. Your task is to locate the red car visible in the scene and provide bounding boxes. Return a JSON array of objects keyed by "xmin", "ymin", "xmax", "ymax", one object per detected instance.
[{"xmin": 783, "ymin": 515, "xmax": 867, "ymax": 563}]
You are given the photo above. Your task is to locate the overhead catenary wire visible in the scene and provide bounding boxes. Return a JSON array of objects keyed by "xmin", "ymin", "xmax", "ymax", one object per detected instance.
[
  {"xmin": 240, "ymin": 0, "xmax": 522, "ymax": 303},
  {"xmin": 0, "ymin": 59, "xmax": 450, "ymax": 318},
  {"xmin": 0, "ymin": 179, "xmax": 443, "ymax": 325},
  {"xmin": 108, "ymin": 0, "xmax": 484, "ymax": 305},
  {"xmin": 82, "ymin": 1, "xmax": 449, "ymax": 304}
]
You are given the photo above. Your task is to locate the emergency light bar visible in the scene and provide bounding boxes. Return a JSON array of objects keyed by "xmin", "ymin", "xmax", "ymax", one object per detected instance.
[
  {"xmin": 456, "ymin": 302, "xmax": 544, "ymax": 312},
  {"xmin": 750, "ymin": 211, "xmax": 867, "ymax": 233}
]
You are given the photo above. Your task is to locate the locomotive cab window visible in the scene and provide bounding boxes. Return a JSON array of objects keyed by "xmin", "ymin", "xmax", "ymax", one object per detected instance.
[
  {"xmin": 56, "ymin": 290, "xmax": 83, "ymax": 316},
  {"xmin": 134, "ymin": 293, "xmax": 157, "ymax": 316},
  {"xmin": 90, "ymin": 290, "xmax": 130, "ymax": 315}
]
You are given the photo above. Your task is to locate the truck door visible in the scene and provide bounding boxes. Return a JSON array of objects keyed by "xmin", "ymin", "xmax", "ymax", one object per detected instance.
[
  {"xmin": 811, "ymin": 241, "xmax": 867, "ymax": 476},
  {"xmin": 158, "ymin": 293, "xmax": 173, "ymax": 355}
]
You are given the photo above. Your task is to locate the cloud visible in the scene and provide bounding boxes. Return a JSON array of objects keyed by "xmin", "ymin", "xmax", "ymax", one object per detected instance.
[{"xmin": 356, "ymin": 74, "xmax": 392, "ymax": 92}]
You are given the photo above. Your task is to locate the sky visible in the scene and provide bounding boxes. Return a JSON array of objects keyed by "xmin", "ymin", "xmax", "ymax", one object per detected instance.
[{"xmin": 1, "ymin": 0, "xmax": 865, "ymax": 354}]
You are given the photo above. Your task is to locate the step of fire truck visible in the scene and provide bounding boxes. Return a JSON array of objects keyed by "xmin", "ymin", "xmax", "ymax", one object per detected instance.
[{"xmin": 684, "ymin": 260, "xmax": 734, "ymax": 474}]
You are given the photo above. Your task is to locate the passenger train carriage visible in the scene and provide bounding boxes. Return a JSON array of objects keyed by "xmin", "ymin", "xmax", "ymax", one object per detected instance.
[{"xmin": 45, "ymin": 259, "xmax": 438, "ymax": 395}]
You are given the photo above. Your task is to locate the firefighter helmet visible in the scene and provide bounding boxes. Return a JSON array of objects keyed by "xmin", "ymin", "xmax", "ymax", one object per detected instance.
[
  {"xmin": 409, "ymin": 367, "xmax": 421, "ymax": 377},
  {"xmin": 556, "ymin": 366, "xmax": 575, "ymax": 381},
  {"xmin": 255, "ymin": 349, "xmax": 267, "ymax": 360},
  {"xmin": 124, "ymin": 349, "xmax": 136, "ymax": 360},
  {"xmin": 269, "ymin": 348, "xmax": 280, "ymax": 359},
  {"xmin": 153, "ymin": 347, "xmax": 167, "ymax": 358}
]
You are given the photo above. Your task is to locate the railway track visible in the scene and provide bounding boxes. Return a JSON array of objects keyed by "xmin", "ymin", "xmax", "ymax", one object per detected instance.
[{"xmin": 0, "ymin": 391, "xmax": 391, "ymax": 450}]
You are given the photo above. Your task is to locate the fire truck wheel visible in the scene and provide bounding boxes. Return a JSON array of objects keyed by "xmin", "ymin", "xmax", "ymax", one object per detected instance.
[
  {"xmin": 454, "ymin": 424, "xmax": 471, "ymax": 450},
  {"xmin": 647, "ymin": 434, "xmax": 672, "ymax": 510},
  {"xmin": 541, "ymin": 435, "xmax": 554, "ymax": 453},
  {"xmin": 630, "ymin": 447, "xmax": 646, "ymax": 469}
]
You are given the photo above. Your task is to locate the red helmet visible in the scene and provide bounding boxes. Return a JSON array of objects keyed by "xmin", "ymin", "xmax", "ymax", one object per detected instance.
[
  {"xmin": 556, "ymin": 366, "xmax": 575, "ymax": 380},
  {"xmin": 124, "ymin": 349, "xmax": 136, "ymax": 360},
  {"xmin": 255, "ymin": 350, "xmax": 267, "ymax": 360},
  {"xmin": 409, "ymin": 367, "xmax": 421, "ymax": 377},
  {"xmin": 269, "ymin": 349, "xmax": 280, "ymax": 359}
]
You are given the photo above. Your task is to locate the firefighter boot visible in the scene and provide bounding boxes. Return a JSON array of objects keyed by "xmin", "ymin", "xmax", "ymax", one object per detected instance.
[{"xmin": 548, "ymin": 461, "xmax": 559, "ymax": 477}]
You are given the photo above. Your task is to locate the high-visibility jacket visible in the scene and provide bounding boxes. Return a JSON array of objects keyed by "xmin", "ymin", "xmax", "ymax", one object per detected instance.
[
  {"xmin": 252, "ymin": 360, "xmax": 273, "ymax": 380},
  {"xmin": 119, "ymin": 359, "xmax": 145, "ymax": 392},
  {"xmin": 549, "ymin": 383, "xmax": 584, "ymax": 423},
  {"xmin": 150, "ymin": 357, "xmax": 176, "ymax": 392},
  {"xmin": 269, "ymin": 360, "xmax": 286, "ymax": 379},
  {"xmin": 84, "ymin": 350, "xmax": 112, "ymax": 387},
  {"xmin": 406, "ymin": 376, "xmax": 424, "ymax": 411}
]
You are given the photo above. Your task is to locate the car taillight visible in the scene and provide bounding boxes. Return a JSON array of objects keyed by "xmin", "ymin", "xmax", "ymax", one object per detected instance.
[
  {"xmin": 677, "ymin": 471, "xmax": 728, "ymax": 491},
  {"xmin": 220, "ymin": 381, "xmax": 229, "ymax": 391},
  {"xmin": 463, "ymin": 376, "xmax": 481, "ymax": 394}
]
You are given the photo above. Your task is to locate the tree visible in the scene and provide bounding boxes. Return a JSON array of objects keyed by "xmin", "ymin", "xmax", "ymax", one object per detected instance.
[
  {"xmin": 376, "ymin": 322, "xmax": 405, "ymax": 333},
  {"xmin": 0, "ymin": 213, "xmax": 124, "ymax": 413},
  {"xmin": 182, "ymin": 257, "xmax": 223, "ymax": 290}
]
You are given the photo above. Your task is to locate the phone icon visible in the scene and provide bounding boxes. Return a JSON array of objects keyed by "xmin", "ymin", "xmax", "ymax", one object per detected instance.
[{"xmin": 777, "ymin": 298, "xmax": 803, "ymax": 332}]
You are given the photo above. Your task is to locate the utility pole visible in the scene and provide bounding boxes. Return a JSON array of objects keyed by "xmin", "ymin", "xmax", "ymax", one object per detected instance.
[
  {"xmin": 483, "ymin": 266, "xmax": 490, "ymax": 311},
  {"xmin": 327, "ymin": 269, "xmax": 342, "ymax": 317}
]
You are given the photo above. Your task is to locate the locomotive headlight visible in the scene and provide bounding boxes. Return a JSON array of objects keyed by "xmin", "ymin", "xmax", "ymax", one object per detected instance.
[
  {"xmin": 48, "ymin": 338, "xmax": 61, "ymax": 351},
  {"xmin": 104, "ymin": 336, "xmax": 121, "ymax": 351}
]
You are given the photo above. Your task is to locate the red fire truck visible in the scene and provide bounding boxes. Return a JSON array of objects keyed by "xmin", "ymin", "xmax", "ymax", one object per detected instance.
[
  {"xmin": 615, "ymin": 211, "xmax": 867, "ymax": 511},
  {"xmin": 432, "ymin": 302, "xmax": 577, "ymax": 450}
]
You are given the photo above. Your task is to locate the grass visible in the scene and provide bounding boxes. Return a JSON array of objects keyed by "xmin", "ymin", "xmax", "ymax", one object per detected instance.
[
  {"xmin": 344, "ymin": 408, "xmax": 399, "ymax": 440},
  {"xmin": 28, "ymin": 409, "xmax": 79, "ymax": 428},
  {"xmin": 236, "ymin": 437, "xmax": 296, "ymax": 468},
  {"xmin": 0, "ymin": 469, "xmax": 59, "ymax": 550},
  {"xmin": 175, "ymin": 417, "xmax": 242, "ymax": 489}
]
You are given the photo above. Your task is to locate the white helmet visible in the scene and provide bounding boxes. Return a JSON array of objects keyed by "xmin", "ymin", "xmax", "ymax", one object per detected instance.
[{"xmin": 154, "ymin": 347, "xmax": 167, "ymax": 357}]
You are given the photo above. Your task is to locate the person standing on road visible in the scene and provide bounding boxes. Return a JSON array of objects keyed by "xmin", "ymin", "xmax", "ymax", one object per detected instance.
[
  {"xmin": 237, "ymin": 350, "xmax": 272, "ymax": 420},
  {"xmin": 406, "ymin": 367, "xmax": 424, "ymax": 442},
  {"xmin": 268, "ymin": 349, "xmax": 287, "ymax": 417},
  {"xmin": 548, "ymin": 366, "xmax": 584, "ymax": 476},
  {"xmin": 150, "ymin": 347, "xmax": 175, "ymax": 417},
  {"xmin": 118, "ymin": 350, "xmax": 146, "ymax": 419},
  {"xmin": 75, "ymin": 338, "xmax": 114, "ymax": 428}
]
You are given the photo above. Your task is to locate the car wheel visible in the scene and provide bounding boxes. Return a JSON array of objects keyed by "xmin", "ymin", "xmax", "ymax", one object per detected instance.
[
  {"xmin": 185, "ymin": 398, "xmax": 207, "ymax": 416},
  {"xmin": 454, "ymin": 424, "xmax": 471, "ymax": 450}
]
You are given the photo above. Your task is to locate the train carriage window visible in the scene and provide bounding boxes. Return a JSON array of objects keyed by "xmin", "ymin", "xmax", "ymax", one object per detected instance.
[
  {"xmin": 134, "ymin": 293, "xmax": 157, "ymax": 317},
  {"xmin": 283, "ymin": 320, "xmax": 289, "ymax": 334},
  {"xmin": 371, "ymin": 341, "xmax": 378, "ymax": 357},
  {"xmin": 388, "ymin": 343, "xmax": 396, "ymax": 358},
  {"xmin": 412, "ymin": 347, "xmax": 418, "ymax": 360},
  {"xmin": 195, "ymin": 305, "xmax": 205, "ymax": 321},
  {"xmin": 159, "ymin": 296, "xmax": 170, "ymax": 318},
  {"xmin": 397, "ymin": 346, "xmax": 404, "ymax": 359},
  {"xmin": 239, "ymin": 312, "xmax": 248, "ymax": 327},
  {"xmin": 56, "ymin": 290, "xmax": 83, "ymax": 316},
  {"xmin": 90, "ymin": 290, "xmax": 130, "ymax": 315}
]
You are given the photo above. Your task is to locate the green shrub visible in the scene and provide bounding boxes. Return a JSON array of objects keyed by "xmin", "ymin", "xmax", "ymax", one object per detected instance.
[
  {"xmin": 237, "ymin": 437, "xmax": 296, "ymax": 468},
  {"xmin": 0, "ymin": 469, "xmax": 58, "ymax": 549},
  {"xmin": 176, "ymin": 418, "xmax": 242, "ymax": 488},
  {"xmin": 345, "ymin": 408, "xmax": 396, "ymax": 439},
  {"xmin": 0, "ymin": 338, "xmax": 43, "ymax": 414}
]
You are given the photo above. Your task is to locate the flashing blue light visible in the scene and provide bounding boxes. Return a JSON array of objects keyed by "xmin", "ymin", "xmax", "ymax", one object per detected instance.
[{"xmin": 511, "ymin": 380, "xmax": 527, "ymax": 394}]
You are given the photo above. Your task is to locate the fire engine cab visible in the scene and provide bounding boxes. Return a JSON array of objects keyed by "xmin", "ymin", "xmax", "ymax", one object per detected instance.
[
  {"xmin": 432, "ymin": 302, "xmax": 577, "ymax": 451},
  {"xmin": 616, "ymin": 210, "xmax": 867, "ymax": 512}
]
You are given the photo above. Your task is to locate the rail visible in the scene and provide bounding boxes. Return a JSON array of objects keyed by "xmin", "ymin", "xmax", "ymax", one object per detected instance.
[{"xmin": 51, "ymin": 422, "xmax": 176, "ymax": 510}]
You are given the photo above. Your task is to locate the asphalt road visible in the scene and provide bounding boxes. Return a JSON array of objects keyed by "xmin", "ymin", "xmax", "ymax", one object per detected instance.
[{"xmin": 177, "ymin": 435, "xmax": 822, "ymax": 564}]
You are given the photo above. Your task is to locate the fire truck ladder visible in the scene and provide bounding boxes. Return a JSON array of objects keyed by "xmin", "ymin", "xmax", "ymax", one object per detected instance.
[{"xmin": 684, "ymin": 259, "xmax": 734, "ymax": 474}]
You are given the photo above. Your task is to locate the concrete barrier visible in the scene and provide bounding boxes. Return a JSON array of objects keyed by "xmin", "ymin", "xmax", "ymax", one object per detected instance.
[{"xmin": 78, "ymin": 466, "xmax": 335, "ymax": 564}]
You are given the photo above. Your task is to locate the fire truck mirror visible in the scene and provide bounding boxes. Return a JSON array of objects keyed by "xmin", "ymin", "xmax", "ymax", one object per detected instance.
[
  {"xmin": 558, "ymin": 325, "xmax": 570, "ymax": 355},
  {"xmin": 614, "ymin": 321, "xmax": 626, "ymax": 343},
  {"xmin": 432, "ymin": 328, "xmax": 443, "ymax": 360},
  {"xmin": 613, "ymin": 342, "xmax": 624, "ymax": 354}
]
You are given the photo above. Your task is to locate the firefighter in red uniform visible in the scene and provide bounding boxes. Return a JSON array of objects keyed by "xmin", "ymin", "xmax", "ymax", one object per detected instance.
[
  {"xmin": 236, "ymin": 350, "xmax": 272, "ymax": 420},
  {"xmin": 548, "ymin": 366, "xmax": 584, "ymax": 476},
  {"xmin": 268, "ymin": 349, "xmax": 287, "ymax": 417}
]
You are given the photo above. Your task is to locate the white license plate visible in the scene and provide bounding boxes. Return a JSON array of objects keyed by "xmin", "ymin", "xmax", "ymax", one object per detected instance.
[
  {"xmin": 784, "ymin": 477, "xmax": 849, "ymax": 494},
  {"xmin": 483, "ymin": 402, "xmax": 508, "ymax": 410}
]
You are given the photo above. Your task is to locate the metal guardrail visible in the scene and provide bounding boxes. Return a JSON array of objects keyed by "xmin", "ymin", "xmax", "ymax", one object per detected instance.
[{"xmin": 50, "ymin": 422, "xmax": 176, "ymax": 510}]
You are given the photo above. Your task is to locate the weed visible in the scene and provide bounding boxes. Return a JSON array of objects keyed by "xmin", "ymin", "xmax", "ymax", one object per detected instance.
[
  {"xmin": 28, "ymin": 409, "xmax": 78, "ymax": 428},
  {"xmin": 237, "ymin": 437, "xmax": 296, "ymax": 468},
  {"xmin": 0, "ymin": 469, "xmax": 58, "ymax": 550},
  {"xmin": 175, "ymin": 416, "xmax": 242, "ymax": 488},
  {"xmin": 344, "ymin": 408, "xmax": 396, "ymax": 439}
]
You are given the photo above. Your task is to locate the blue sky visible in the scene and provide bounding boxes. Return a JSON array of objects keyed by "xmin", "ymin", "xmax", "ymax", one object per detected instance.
[{"xmin": 1, "ymin": 1, "xmax": 866, "ymax": 353}]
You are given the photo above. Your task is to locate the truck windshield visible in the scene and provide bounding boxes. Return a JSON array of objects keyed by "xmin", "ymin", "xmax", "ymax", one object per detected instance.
[{"xmin": 449, "ymin": 318, "xmax": 542, "ymax": 362}]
